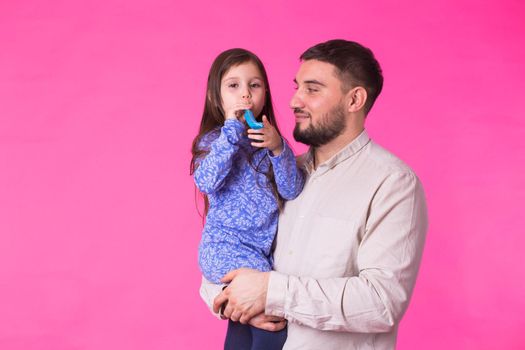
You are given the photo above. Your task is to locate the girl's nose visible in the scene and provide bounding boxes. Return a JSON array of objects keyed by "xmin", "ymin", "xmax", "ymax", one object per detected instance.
[{"xmin": 241, "ymin": 84, "xmax": 252, "ymax": 100}]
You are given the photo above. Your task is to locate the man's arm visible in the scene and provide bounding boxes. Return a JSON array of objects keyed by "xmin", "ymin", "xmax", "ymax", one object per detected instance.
[
  {"xmin": 267, "ymin": 172, "xmax": 428, "ymax": 332},
  {"xmin": 216, "ymin": 172, "xmax": 428, "ymax": 332},
  {"xmin": 201, "ymin": 273, "xmax": 287, "ymax": 331}
]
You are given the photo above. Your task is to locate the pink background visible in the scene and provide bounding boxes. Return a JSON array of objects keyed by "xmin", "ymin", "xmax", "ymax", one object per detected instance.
[{"xmin": 1, "ymin": 0, "xmax": 524, "ymax": 349}]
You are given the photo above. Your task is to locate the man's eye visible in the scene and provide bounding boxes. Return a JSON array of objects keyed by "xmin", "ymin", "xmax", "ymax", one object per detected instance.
[{"xmin": 306, "ymin": 87, "xmax": 318, "ymax": 93}]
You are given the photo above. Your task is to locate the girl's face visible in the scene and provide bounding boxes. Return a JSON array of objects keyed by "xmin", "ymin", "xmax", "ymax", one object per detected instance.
[{"xmin": 220, "ymin": 61, "xmax": 266, "ymax": 119}]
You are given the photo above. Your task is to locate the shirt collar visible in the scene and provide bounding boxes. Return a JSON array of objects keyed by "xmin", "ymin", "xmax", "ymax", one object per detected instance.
[{"xmin": 303, "ymin": 129, "xmax": 371, "ymax": 176}]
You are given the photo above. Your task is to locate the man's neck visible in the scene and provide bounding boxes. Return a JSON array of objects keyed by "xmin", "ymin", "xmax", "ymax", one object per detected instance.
[{"xmin": 313, "ymin": 126, "xmax": 364, "ymax": 169}]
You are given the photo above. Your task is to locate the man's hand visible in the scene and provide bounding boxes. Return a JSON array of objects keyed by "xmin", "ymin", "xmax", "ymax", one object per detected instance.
[
  {"xmin": 213, "ymin": 268, "xmax": 270, "ymax": 324},
  {"xmin": 249, "ymin": 313, "xmax": 287, "ymax": 332}
]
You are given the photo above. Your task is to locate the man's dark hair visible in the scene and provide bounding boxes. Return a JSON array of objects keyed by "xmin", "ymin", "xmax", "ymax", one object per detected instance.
[{"xmin": 300, "ymin": 39, "xmax": 383, "ymax": 115}]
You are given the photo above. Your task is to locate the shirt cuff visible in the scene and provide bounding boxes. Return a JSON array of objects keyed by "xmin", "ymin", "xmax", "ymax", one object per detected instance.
[
  {"xmin": 265, "ymin": 271, "xmax": 288, "ymax": 318},
  {"xmin": 267, "ymin": 138, "xmax": 288, "ymax": 159}
]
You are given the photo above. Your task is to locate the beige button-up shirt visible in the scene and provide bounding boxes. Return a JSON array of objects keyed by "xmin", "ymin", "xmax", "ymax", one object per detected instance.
[{"xmin": 200, "ymin": 130, "xmax": 428, "ymax": 349}]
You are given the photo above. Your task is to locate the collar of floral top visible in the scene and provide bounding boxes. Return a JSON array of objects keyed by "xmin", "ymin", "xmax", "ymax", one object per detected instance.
[{"xmin": 302, "ymin": 129, "xmax": 371, "ymax": 176}]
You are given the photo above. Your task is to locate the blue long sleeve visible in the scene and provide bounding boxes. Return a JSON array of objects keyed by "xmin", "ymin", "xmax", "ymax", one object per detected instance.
[
  {"xmin": 193, "ymin": 120, "xmax": 245, "ymax": 194},
  {"xmin": 268, "ymin": 141, "xmax": 305, "ymax": 200}
]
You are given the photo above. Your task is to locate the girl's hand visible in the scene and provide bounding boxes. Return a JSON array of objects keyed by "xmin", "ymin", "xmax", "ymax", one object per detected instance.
[
  {"xmin": 224, "ymin": 101, "xmax": 253, "ymax": 121},
  {"xmin": 247, "ymin": 115, "xmax": 283, "ymax": 155}
]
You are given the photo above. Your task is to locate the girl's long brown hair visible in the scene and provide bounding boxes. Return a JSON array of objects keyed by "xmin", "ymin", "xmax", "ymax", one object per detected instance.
[{"xmin": 190, "ymin": 48, "xmax": 284, "ymax": 218}]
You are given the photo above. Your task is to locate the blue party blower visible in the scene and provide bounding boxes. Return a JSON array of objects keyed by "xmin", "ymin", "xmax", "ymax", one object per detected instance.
[{"xmin": 243, "ymin": 110, "xmax": 263, "ymax": 129}]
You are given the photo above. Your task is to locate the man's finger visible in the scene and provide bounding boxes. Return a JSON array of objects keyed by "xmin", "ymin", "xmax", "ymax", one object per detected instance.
[
  {"xmin": 221, "ymin": 268, "xmax": 258, "ymax": 283},
  {"xmin": 250, "ymin": 318, "xmax": 287, "ymax": 331},
  {"xmin": 265, "ymin": 320, "xmax": 287, "ymax": 332},
  {"xmin": 222, "ymin": 302, "xmax": 234, "ymax": 319},
  {"xmin": 220, "ymin": 270, "xmax": 238, "ymax": 283},
  {"xmin": 230, "ymin": 310, "xmax": 242, "ymax": 322},
  {"xmin": 213, "ymin": 291, "xmax": 228, "ymax": 313},
  {"xmin": 239, "ymin": 312, "xmax": 250, "ymax": 325},
  {"xmin": 239, "ymin": 307, "xmax": 260, "ymax": 325},
  {"xmin": 264, "ymin": 315, "xmax": 285, "ymax": 322}
]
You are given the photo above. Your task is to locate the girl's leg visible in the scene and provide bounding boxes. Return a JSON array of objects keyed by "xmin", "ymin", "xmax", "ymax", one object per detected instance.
[
  {"xmin": 250, "ymin": 324, "xmax": 287, "ymax": 350},
  {"xmin": 224, "ymin": 320, "xmax": 252, "ymax": 350}
]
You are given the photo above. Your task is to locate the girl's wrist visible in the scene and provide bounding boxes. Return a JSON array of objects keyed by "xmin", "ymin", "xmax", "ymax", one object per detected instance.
[{"xmin": 269, "ymin": 140, "xmax": 284, "ymax": 156}]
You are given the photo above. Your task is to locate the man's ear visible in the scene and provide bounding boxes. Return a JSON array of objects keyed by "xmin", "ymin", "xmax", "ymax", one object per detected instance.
[{"xmin": 346, "ymin": 87, "xmax": 367, "ymax": 113}]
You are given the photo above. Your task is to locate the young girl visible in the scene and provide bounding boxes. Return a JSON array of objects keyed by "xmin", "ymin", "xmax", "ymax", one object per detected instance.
[{"xmin": 190, "ymin": 48, "xmax": 304, "ymax": 350}]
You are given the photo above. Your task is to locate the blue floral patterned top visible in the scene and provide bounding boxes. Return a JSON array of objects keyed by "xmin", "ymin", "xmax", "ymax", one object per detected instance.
[{"xmin": 195, "ymin": 119, "xmax": 305, "ymax": 283}]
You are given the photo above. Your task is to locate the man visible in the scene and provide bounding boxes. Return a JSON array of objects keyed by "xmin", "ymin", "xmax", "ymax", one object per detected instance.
[{"xmin": 201, "ymin": 39, "xmax": 428, "ymax": 349}]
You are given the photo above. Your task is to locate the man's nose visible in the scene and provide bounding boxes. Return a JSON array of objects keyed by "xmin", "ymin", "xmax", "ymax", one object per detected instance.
[{"xmin": 289, "ymin": 91, "xmax": 303, "ymax": 109}]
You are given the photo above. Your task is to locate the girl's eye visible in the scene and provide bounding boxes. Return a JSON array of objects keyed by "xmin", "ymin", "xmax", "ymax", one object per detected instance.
[
  {"xmin": 250, "ymin": 83, "xmax": 262, "ymax": 88},
  {"xmin": 228, "ymin": 83, "xmax": 239, "ymax": 88}
]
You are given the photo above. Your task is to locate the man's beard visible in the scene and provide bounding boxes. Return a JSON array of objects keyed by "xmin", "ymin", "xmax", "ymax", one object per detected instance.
[{"xmin": 293, "ymin": 102, "xmax": 347, "ymax": 147}]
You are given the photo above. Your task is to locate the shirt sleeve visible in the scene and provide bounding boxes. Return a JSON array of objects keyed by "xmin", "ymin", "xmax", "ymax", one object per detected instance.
[
  {"xmin": 267, "ymin": 140, "xmax": 305, "ymax": 200},
  {"xmin": 193, "ymin": 120, "xmax": 245, "ymax": 194},
  {"xmin": 265, "ymin": 172, "xmax": 428, "ymax": 332}
]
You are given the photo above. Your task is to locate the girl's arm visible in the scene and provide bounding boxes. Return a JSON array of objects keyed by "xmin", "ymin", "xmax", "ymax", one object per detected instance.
[
  {"xmin": 246, "ymin": 116, "xmax": 305, "ymax": 200},
  {"xmin": 268, "ymin": 140, "xmax": 305, "ymax": 200},
  {"xmin": 194, "ymin": 119, "xmax": 245, "ymax": 194}
]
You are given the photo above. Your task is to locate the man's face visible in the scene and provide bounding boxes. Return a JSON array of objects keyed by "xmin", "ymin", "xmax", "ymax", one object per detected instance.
[{"xmin": 290, "ymin": 60, "xmax": 347, "ymax": 147}]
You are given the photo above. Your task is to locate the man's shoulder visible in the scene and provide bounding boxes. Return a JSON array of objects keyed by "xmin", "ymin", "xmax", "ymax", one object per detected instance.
[{"xmin": 365, "ymin": 140, "xmax": 417, "ymax": 178}]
